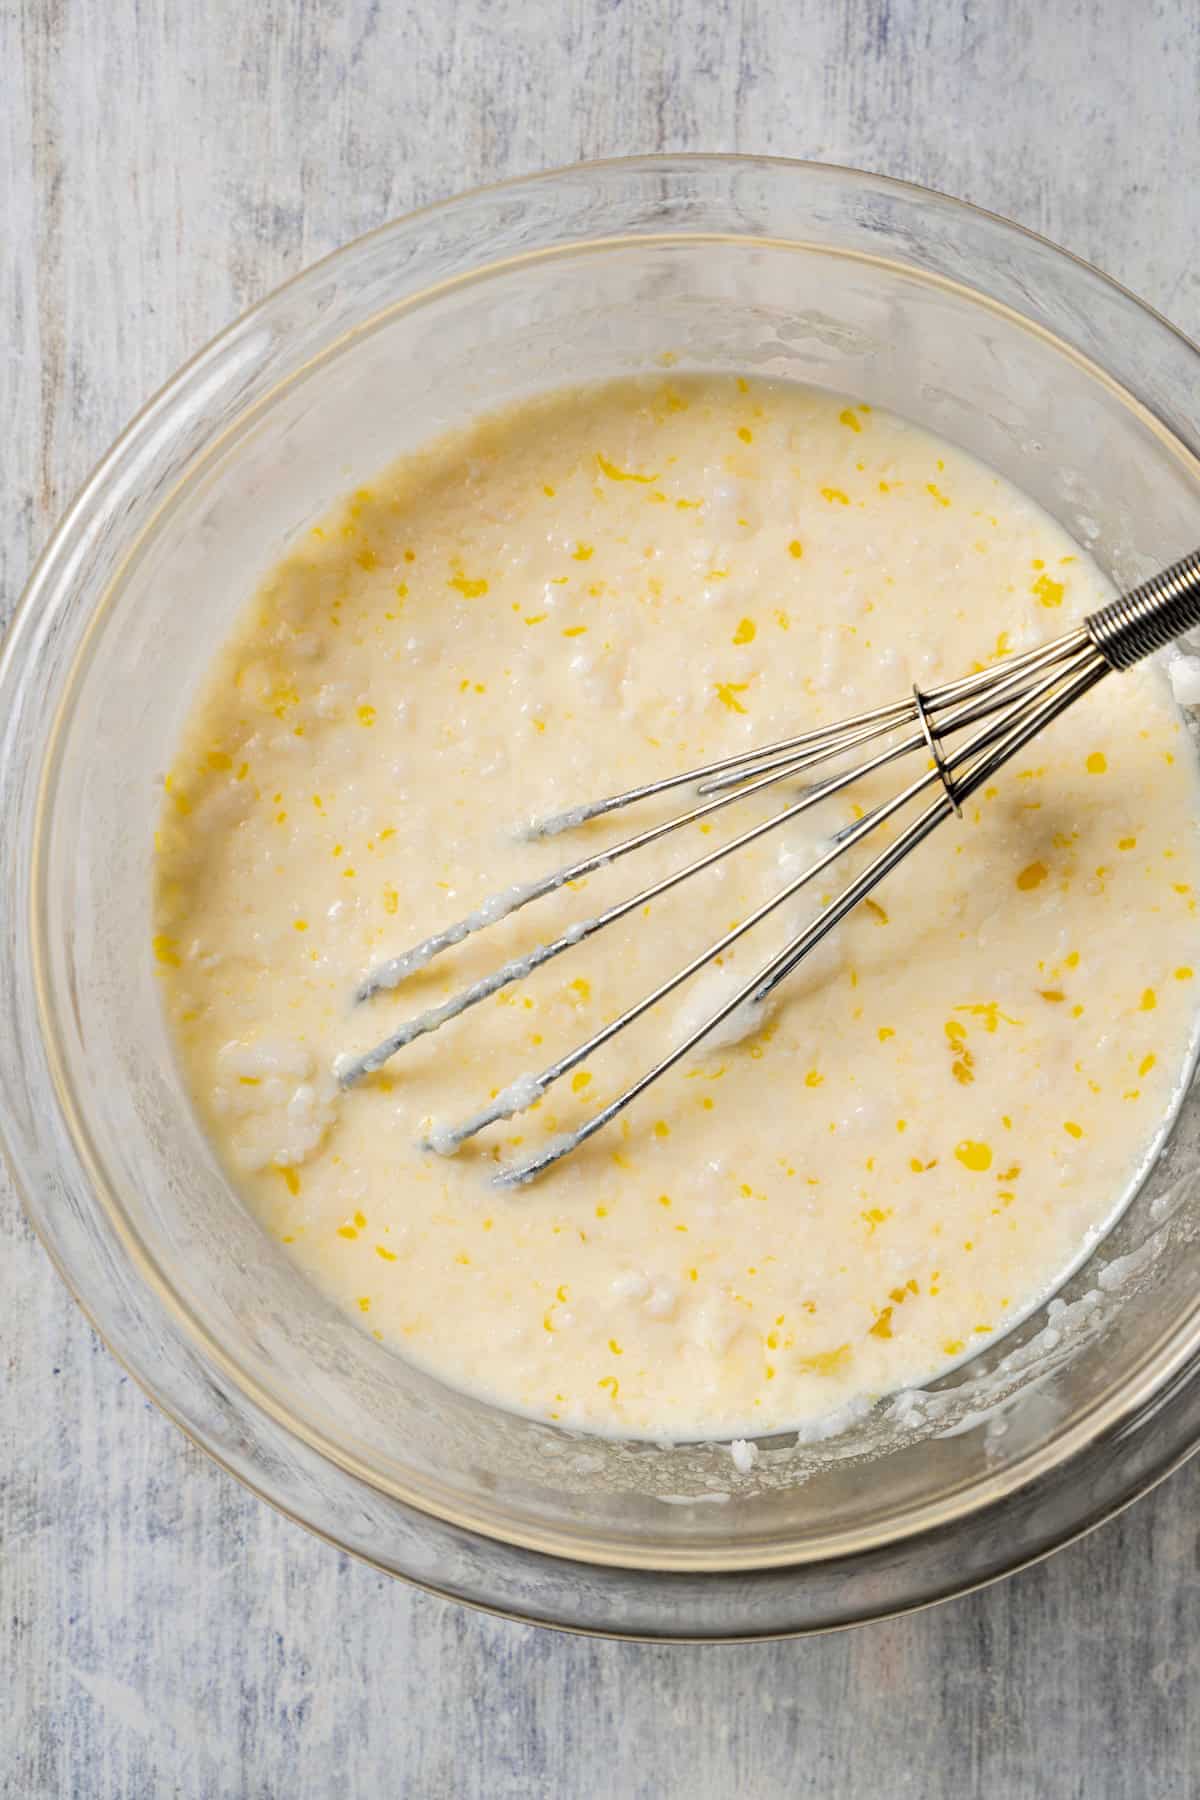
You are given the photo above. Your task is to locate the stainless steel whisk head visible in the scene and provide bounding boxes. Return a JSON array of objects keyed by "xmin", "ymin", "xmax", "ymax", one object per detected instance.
[{"xmin": 338, "ymin": 549, "xmax": 1200, "ymax": 1184}]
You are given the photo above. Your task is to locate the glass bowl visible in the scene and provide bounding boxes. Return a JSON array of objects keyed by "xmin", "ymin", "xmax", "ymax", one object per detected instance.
[{"xmin": 5, "ymin": 155, "xmax": 1200, "ymax": 1641}]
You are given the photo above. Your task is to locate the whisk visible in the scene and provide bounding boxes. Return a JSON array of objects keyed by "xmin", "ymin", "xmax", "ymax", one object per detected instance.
[{"xmin": 337, "ymin": 549, "xmax": 1200, "ymax": 1185}]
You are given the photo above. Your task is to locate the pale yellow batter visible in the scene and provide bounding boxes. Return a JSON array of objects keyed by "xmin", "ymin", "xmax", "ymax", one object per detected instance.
[{"xmin": 154, "ymin": 375, "xmax": 1200, "ymax": 1439}]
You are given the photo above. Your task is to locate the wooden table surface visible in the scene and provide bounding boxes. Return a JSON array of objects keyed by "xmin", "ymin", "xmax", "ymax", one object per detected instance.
[{"xmin": 6, "ymin": 3, "xmax": 1200, "ymax": 1794}]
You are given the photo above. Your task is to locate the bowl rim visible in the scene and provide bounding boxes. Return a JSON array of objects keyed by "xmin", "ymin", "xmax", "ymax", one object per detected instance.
[
  {"xmin": 7, "ymin": 152, "xmax": 1200, "ymax": 1612},
  {"xmin": 12, "ymin": 150, "xmax": 1200, "ymax": 664}
]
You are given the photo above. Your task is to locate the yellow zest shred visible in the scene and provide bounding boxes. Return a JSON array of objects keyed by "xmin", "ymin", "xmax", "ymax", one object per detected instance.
[
  {"xmin": 1033, "ymin": 573, "xmax": 1064, "ymax": 607},
  {"xmin": 955, "ymin": 1140, "xmax": 993, "ymax": 1172},
  {"xmin": 796, "ymin": 1345, "xmax": 851, "ymax": 1375},
  {"xmin": 596, "ymin": 453, "xmax": 657, "ymax": 483}
]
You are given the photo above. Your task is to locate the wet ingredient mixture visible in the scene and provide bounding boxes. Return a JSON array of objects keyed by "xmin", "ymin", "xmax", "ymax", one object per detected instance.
[{"xmin": 154, "ymin": 376, "xmax": 1200, "ymax": 1439}]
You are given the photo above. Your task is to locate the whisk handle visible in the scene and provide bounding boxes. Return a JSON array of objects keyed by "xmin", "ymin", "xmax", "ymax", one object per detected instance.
[{"xmin": 1085, "ymin": 548, "xmax": 1200, "ymax": 671}]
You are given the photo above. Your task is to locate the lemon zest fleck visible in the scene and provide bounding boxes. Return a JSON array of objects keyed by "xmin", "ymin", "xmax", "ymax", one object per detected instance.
[
  {"xmin": 955, "ymin": 1140, "xmax": 993, "ymax": 1172},
  {"xmin": 597, "ymin": 453, "xmax": 657, "ymax": 483},
  {"xmin": 796, "ymin": 1344, "xmax": 851, "ymax": 1375}
]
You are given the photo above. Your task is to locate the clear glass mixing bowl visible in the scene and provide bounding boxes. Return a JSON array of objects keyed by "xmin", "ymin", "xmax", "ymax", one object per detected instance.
[{"xmin": 5, "ymin": 156, "xmax": 1200, "ymax": 1640}]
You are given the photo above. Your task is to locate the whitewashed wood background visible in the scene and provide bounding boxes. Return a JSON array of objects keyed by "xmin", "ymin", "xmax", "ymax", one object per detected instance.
[{"xmin": 6, "ymin": 3, "xmax": 1200, "ymax": 1795}]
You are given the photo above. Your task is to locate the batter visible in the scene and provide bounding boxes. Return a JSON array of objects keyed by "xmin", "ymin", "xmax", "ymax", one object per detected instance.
[{"xmin": 153, "ymin": 376, "xmax": 1200, "ymax": 1438}]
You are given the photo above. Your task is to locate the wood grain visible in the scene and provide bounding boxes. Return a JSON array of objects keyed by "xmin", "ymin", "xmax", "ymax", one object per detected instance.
[{"xmin": 5, "ymin": 2, "xmax": 1200, "ymax": 1794}]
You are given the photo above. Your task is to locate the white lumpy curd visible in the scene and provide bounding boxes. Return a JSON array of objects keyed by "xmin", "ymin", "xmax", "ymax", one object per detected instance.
[{"xmin": 154, "ymin": 375, "xmax": 1200, "ymax": 1439}]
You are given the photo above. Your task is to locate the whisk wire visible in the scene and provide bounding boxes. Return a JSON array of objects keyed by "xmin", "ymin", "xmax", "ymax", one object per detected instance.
[
  {"xmin": 340, "ymin": 548, "xmax": 1200, "ymax": 1184},
  {"xmin": 491, "ymin": 644, "xmax": 1112, "ymax": 1184},
  {"xmin": 340, "ymin": 634, "xmax": 1104, "ymax": 1089}
]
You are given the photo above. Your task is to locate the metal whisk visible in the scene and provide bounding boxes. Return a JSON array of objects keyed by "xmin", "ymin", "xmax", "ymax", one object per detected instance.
[{"xmin": 337, "ymin": 549, "xmax": 1200, "ymax": 1185}]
